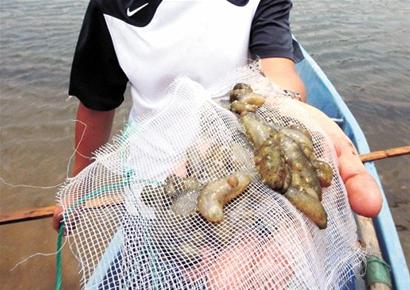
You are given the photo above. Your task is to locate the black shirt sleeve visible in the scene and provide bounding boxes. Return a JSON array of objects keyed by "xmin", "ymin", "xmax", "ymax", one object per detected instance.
[
  {"xmin": 249, "ymin": 0, "xmax": 303, "ymax": 63},
  {"xmin": 69, "ymin": 1, "xmax": 128, "ymax": 111}
]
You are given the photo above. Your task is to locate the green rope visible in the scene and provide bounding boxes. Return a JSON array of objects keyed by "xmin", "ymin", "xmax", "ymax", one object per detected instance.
[
  {"xmin": 366, "ymin": 255, "xmax": 392, "ymax": 288},
  {"xmin": 55, "ymin": 224, "xmax": 65, "ymax": 290}
]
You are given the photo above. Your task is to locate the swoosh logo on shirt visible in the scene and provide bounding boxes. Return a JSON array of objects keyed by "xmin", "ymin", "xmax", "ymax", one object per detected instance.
[{"xmin": 127, "ymin": 3, "xmax": 149, "ymax": 17}]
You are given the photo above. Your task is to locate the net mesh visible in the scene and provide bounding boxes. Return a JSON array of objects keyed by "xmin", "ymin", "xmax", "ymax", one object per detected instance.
[{"xmin": 58, "ymin": 65, "xmax": 363, "ymax": 289}]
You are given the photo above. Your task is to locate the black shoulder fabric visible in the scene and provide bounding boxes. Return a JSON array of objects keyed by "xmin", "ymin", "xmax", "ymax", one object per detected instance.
[
  {"xmin": 69, "ymin": 1, "xmax": 128, "ymax": 111},
  {"xmin": 226, "ymin": 0, "xmax": 249, "ymax": 6},
  {"xmin": 93, "ymin": 0, "xmax": 163, "ymax": 27},
  {"xmin": 249, "ymin": 0, "xmax": 303, "ymax": 63}
]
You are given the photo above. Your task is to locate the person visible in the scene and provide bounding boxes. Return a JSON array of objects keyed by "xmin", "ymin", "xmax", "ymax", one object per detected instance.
[{"xmin": 53, "ymin": 0, "xmax": 381, "ymax": 236}]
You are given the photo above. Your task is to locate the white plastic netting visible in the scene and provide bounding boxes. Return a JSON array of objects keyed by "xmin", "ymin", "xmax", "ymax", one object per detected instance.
[{"xmin": 58, "ymin": 65, "xmax": 364, "ymax": 289}]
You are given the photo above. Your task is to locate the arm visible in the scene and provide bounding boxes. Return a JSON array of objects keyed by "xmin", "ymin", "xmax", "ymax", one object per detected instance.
[
  {"xmin": 250, "ymin": 0, "xmax": 381, "ymax": 216},
  {"xmin": 53, "ymin": 103, "xmax": 115, "ymax": 231},
  {"xmin": 72, "ymin": 103, "xmax": 115, "ymax": 175},
  {"xmin": 53, "ymin": 2, "xmax": 128, "ymax": 231},
  {"xmin": 260, "ymin": 57, "xmax": 307, "ymax": 102},
  {"xmin": 249, "ymin": 0, "xmax": 306, "ymax": 101}
]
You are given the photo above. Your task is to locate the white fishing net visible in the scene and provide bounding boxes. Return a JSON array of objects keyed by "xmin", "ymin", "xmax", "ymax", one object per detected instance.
[{"xmin": 58, "ymin": 64, "xmax": 363, "ymax": 289}]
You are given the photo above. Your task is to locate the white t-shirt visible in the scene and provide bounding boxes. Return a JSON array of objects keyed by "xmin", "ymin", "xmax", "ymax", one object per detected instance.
[{"xmin": 69, "ymin": 0, "xmax": 302, "ymax": 119}]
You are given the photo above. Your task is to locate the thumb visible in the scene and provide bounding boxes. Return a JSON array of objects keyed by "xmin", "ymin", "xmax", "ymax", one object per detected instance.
[{"xmin": 337, "ymin": 143, "xmax": 382, "ymax": 217}]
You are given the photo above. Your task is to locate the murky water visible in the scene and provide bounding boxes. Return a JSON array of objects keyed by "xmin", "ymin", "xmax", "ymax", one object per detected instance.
[{"xmin": 1, "ymin": 0, "xmax": 409, "ymax": 288}]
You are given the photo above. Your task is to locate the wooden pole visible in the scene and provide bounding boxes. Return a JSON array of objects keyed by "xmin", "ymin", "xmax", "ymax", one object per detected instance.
[
  {"xmin": 0, "ymin": 205, "xmax": 55, "ymax": 225},
  {"xmin": 1, "ymin": 145, "xmax": 409, "ymax": 225},
  {"xmin": 0, "ymin": 195, "xmax": 123, "ymax": 225},
  {"xmin": 360, "ymin": 145, "xmax": 410, "ymax": 163}
]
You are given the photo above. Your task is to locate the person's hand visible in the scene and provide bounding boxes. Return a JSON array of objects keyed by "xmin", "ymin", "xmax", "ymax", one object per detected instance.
[
  {"xmin": 297, "ymin": 101, "xmax": 382, "ymax": 217},
  {"xmin": 52, "ymin": 205, "xmax": 64, "ymax": 232},
  {"xmin": 183, "ymin": 117, "xmax": 383, "ymax": 286},
  {"xmin": 52, "ymin": 203, "xmax": 81, "ymax": 234}
]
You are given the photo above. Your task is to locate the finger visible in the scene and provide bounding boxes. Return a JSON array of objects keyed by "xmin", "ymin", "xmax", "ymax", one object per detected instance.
[
  {"xmin": 52, "ymin": 206, "xmax": 64, "ymax": 232},
  {"xmin": 345, "ymin": 173, "xmax": 382, "ymax": 217},
  {"xmin": 337, "ymin": 141, "xmax": 382, "ymax": 217}
]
